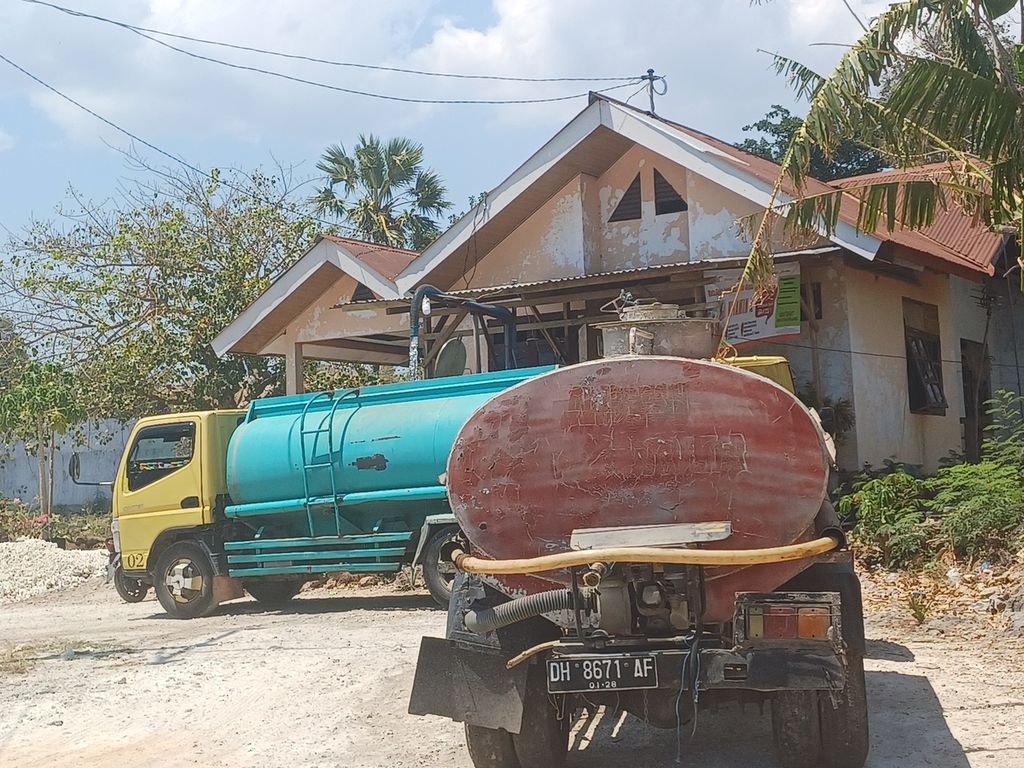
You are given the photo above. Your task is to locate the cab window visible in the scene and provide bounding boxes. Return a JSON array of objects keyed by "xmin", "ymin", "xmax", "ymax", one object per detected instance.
[{"xmin": 126, "ymin": 422, "xmax": 195, "ymax": 491}]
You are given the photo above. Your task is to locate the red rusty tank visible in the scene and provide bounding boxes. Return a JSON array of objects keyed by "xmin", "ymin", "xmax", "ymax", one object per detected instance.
[{"xmin": 446, "ymin": 356, "xmax": 832, "ymax": 622}]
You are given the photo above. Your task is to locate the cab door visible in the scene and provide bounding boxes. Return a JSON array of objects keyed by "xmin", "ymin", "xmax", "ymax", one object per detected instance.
[{"xmin": 116, "ymin": 419, "xmax": 205, "ymax": 573}]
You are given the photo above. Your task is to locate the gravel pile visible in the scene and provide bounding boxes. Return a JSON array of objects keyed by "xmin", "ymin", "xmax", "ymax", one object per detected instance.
[{"xmin": 0, "ymin": 538, "xmax": 107, "ymax": 603}]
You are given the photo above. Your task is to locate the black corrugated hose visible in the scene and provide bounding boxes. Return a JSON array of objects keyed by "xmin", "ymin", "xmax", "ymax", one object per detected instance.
[{"xmin": 464, "ymin": 589, "xmax": 574, "ymax": 634}]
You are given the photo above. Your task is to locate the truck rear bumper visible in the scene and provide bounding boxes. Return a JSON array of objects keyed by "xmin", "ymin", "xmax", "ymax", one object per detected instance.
[{"xmin": 408, "ymin": 636, "xmax": 846, "ymax": 733}]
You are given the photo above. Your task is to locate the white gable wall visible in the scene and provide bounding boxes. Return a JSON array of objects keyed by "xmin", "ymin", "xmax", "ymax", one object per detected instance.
[
  {"xmin": 465, "ymin": 176, "xmax": 587, "ymax": 290},
  {"xmin": 462, "ymin": 144, "xmax": 805, "ymax": 288}
]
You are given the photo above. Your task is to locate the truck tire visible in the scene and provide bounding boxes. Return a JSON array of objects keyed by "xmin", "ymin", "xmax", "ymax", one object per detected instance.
[
  {"xmin": 244, "ymin": 579, "xmax": 303, "ymax": 606},
  {"xmin": 464, "ymin": 724, "xmax": 520, "ymax": 768},
  {"xmin": 113, "ymin": 565, "xmax": 149, "ymax": 603},
  {"xmin": 422, "ymin": 525, "xmax": 459, "ymax": 608},
  {"xmin": 153, "ymin": 540, "xmax": 218, "ymax": 619},
  {"xmin": 511, "ymin": 663, "xmax": 570, "ymax": 768},
  {"xmin": 820, "ymin": 653, "xmax": 869, "ymax": 768},
  {"xmin": 771, "ymin": 690, "xmax": 822, "ymax": 768}
]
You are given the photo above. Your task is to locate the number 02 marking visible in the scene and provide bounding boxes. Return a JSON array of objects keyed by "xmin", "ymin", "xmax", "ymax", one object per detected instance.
[{"xmin": 124, "ymin": 552, "xmax": 146, "ymax": 569}]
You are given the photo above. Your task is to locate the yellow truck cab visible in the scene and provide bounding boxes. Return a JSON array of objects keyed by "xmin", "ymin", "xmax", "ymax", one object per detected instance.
[{"xmin": 111, "ymin": 410, "xmax": 243, "ymax": 615}]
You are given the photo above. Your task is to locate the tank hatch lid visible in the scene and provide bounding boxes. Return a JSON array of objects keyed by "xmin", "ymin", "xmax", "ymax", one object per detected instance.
[{"xmin": 570, "ymin": 521, "xmax": 732, "ymax": 550}]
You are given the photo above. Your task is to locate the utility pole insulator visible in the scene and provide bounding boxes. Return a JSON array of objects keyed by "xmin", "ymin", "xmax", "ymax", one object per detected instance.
[{"xmin": 640, "ymin": 68, "xmax": 666, "ymax": 115}]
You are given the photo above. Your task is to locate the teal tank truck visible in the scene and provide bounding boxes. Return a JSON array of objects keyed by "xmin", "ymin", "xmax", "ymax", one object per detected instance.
[{"xmin": 88, "ymin": 364, "xmax": 551, "ymax": 618}]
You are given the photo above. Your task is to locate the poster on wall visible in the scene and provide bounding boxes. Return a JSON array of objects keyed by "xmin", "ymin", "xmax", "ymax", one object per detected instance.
[{"xmin": 705, "ymin": 262, "xmax": 801, "ymax": 346}]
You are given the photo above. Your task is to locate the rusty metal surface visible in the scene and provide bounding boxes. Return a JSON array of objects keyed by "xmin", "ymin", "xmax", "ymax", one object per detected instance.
[{"xmin": 447, "ymin": 357, "xmax": 831, "ymax": 621}]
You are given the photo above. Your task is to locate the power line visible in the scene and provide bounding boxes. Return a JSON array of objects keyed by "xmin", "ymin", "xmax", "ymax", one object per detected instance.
[
  {"xmin": 0, "ymin": 49, "xmax": 366, "ymax": 238},
  {"xmin": 23, "ymin": 0, "xmax": 643, "ymax": 102},
  {"xmin": 24, "ymin": 0, "xmax": 638, "ymax": 84},
  {"xmin": 766, "ymin": 338, "xmax": 1023, "ymax": 370}
]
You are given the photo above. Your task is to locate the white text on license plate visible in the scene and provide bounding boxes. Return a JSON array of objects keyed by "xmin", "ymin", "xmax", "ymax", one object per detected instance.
[{"xmin": 546, "ymin": 654, "xmax": 658, "ymax": 693}]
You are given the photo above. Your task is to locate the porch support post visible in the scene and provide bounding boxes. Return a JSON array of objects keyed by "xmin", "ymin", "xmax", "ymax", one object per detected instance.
[{"xmin": 284, "ymin": 341, "xmax": 304, "ymax": 395}]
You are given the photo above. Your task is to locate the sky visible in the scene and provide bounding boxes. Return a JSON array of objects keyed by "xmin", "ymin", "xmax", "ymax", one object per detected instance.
[{"xmin": 0, "ymin": 0, "xmax": 899, "ymax": 236}]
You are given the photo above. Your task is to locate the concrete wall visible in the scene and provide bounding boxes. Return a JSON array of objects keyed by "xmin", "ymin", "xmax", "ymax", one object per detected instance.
[
  {"xmin": 0, "ymin": 420, "xmax": 130, "ymax": 511},
  {"xmin": 844, "ymin": 266, "xmax": 967, "ymax": 471},
  {"xmin": 594, "ymin": 145, "xmax": 690, "ymax": 271},
  {"xmin": 752, "ymin": 255, "xmax": 859, "ymax": 469},
  {"xmin": 468, "ymin": 176, "xmax": 587, "ymax": 288},
  {"xmin": 986, "ymin": 276, "xmax": 1024, "ymax": 396}
]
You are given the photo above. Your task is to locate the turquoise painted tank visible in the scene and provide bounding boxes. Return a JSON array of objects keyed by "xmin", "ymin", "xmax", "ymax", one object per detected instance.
[{"xmin": 223, "ymin": 366, "xmax": 552, "ymax": 541}]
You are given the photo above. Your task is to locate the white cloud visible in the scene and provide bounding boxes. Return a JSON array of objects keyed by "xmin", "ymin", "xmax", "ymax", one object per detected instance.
[
  {"xmin": 0, "ymin": 128, "xmax": 14, "ymax": 152},
  {"xmin": 0, "ymin": 0, "xmax": 890, "ymax": 215},
  {"xmin": 0, "ymin": 1, "xmax": 885, "ymax": 144}
]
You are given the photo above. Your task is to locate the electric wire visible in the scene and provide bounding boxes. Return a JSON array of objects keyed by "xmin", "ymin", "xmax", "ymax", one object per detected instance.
[
  {"xmin": 23, "ymin": 0, "xmax": 644, "ymax": 103},
  {"xmin": 0, "ymin": 49, "xmax": 368, "ymax": 239},
  {"xmin": 23, "ymin": 0, "xmax": 639, "ymax": 84}
]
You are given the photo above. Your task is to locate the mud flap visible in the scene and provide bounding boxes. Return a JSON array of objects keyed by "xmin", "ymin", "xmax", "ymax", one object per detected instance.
[{"xmin": 408, "ymin": 636, "xmax": 530, "ymax": 733}]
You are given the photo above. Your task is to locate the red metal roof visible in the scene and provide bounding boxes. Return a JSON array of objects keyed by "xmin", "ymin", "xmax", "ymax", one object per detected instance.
[
  {"xmin": 595, "ymin": 94, "xmax": 1006, "ymax": 277},
  {"xmin": 321, "ymin": 235, "xmax": 419, "ymax": 281},
  {"xmin": 831, "ymin": 166, "xmax": 1004, "ymax": 277}
]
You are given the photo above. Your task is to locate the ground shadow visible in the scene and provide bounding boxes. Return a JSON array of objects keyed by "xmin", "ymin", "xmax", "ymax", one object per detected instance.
[
  {"xmin": 222, "ymin": 592, "xmax": 440, "ymax": 615},
  {"xmin": 131, "ymin": 592, "xmax": 439, "ymax": 622},
  {"xmin": 864, "ymin": 639, "xmax": 915, "ymax": 662},
  {"xmin": 553, "ymin": 669, "xmax": 966, "ymax": 767}
]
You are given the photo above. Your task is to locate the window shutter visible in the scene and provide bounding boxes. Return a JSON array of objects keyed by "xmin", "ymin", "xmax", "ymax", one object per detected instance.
[
  {"xmin": 653, "ymin": 169, "xmax": 688, "ymax": 215},
  {"xmin": 608, "ymin": 174, "xmax": 642, "ymax": 222}
]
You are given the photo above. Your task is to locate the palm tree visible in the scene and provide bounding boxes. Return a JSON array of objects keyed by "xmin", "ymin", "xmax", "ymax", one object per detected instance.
[
  {"xmin": 314, "ymin": 135, "xmax": 451, "ymax": 251},
  {"xmin": 735, "ymin": 0, "xmax": 1024, "ymax": 302}
]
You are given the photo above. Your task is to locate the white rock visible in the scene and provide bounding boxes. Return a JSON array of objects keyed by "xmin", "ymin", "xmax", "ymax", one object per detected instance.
[{"xmin": 0, "ymin": 539, "xmax": 107, "ymax": 603}]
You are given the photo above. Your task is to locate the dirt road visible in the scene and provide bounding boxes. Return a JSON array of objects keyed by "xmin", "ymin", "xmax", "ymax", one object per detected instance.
[{"xmin": 2, "ymin": 579, "xmax": 1023, "ymax": 768}]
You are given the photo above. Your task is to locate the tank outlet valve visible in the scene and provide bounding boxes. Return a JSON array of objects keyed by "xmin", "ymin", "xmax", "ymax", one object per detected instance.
[{"xmin": 581, "ymin": 563, "xmax": 607, "ymax": 588}]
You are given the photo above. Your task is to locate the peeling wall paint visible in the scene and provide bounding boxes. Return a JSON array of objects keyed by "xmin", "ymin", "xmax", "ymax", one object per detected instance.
[
  {"xmin": 467, "ymin": 176, "xmax": 586, "ymax": 288},
  {"xmin": 260, "ymin": 271, "xmax": 408, "ymax": 359},
  {"xmin": 595, "ymin": 145, "xmax": 690, "ymax": 271}
]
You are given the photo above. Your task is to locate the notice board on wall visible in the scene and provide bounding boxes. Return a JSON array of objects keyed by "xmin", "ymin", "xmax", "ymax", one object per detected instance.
[{"xmin": 706, "ymin": 262, "xmax": 801, "ymax": 346}]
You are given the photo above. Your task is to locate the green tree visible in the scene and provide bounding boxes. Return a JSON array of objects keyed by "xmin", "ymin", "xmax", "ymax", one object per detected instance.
[
  {"xmin": 314, "ymin": 135, "xmax": 451, "ymax": 250},
  {"xmin": 736, "ymin": 105, "xmax": 885, "ymax": 181},
  {"xmin": 2, "ymin": 163, "xmax": 321, "ymax": 418},
  {"xmin": 737, "ymin": 1, "xmax": 1024, "ymax": 298},
  {"xmin": 0, "ymin": 361, "xmax": 83, "ymax": 516}
]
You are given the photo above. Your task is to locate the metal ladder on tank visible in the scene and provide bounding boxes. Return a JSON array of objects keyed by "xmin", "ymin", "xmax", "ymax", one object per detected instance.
[{"xmin": 298, "ymin": 389, "xmax": 359, "ymax": 538}]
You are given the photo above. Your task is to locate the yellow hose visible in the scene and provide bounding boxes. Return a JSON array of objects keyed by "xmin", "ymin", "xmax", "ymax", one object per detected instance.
[{"xmin": 451, "ymin": 535, "xmax": 840, "ymax": 575}]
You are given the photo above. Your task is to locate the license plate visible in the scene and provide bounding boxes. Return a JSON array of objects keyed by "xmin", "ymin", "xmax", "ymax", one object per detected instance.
[{"xmin": 546, "ymin": 653, "xmax": 658, "ymax": 694}]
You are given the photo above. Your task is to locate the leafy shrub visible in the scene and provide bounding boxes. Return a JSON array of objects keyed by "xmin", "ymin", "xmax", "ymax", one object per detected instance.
[
  {"xmin": 983, "ymin": 390, "xmax": 1024, "ymax": 466},
  {"xmin": 0, "ymin": 496, "xmax": 46, "ymax": 542},
  {"xmin": 926, "ymin": 461, "xmax": 1024, "ymax": 558},
  {"xmin": 839, "ymin": 470, "xmax": 930, "ymax": 568}
]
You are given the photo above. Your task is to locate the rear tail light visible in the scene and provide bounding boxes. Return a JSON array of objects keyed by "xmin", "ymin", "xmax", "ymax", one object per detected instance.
[
  {"xmin": 797, "ymin": 607, "xmax": 830, "ymax": 639},
  {"xmin": 740, "ymin": 596, "xmax": 837, "ymax": 642}
]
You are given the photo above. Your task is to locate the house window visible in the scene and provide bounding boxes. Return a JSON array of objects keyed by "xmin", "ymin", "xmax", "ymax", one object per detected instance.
[
  {"xmin": 903, "ymin": 299, "xmax": 947, "ymax": 415},
  {"xmin": 653, "ymin": 169, "xmax": 688, "ymax": 215},
  {"xmin": 608, "ymin": 173, "xmax": 642, "ymax": 222}
]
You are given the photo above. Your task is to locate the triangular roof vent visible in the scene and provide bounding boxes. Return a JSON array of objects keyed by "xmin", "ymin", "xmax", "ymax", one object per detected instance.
[
  {"xmin": 654, "ymin": 169, "xmax": 688, "ymax": 215},
  {"xmin": 608, "ymin": 173, "xmax": 642, "ymax": 222}
]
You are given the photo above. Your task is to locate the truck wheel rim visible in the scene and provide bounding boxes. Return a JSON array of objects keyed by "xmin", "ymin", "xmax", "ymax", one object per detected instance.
[{"xmin": 164, "ymin": 558, "xmax": 204, "ymax": 604}]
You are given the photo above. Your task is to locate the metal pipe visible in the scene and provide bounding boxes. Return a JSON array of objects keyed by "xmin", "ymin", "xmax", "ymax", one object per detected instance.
[
  {"xmin": 451, "ymin": 535, "xmax": 841, "ymax": 575},
  {"xmin": 225, "ymin": 485, "xmax": 448, "ymax": 518},
  {"xmin": 409, "ymin": 285, "xmax": 518, "ymax": 377},
  {"xmin": 409, "ymin": 285, "xmax": 447, "ymax": 379}
]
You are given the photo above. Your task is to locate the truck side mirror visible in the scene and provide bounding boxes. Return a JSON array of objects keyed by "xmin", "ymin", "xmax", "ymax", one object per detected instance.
[
  {"xmin": 69, "ymin": 452, "xmax": 81, "ymax": 482},
  {"xmin": 818, "ymin": 406, "xmax": 836, "ymax": 435}
]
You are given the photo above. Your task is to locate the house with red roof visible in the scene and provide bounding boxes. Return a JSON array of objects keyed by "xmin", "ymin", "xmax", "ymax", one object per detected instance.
[{"xmin": 213, "ymin": 94, "xmax": 1022, "ymax": 472}]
